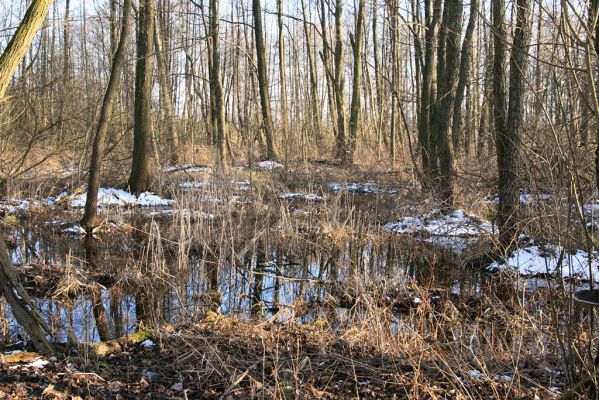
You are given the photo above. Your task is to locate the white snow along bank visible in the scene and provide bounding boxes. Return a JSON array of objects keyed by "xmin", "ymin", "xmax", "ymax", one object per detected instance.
[{"xmin": 69, "ymin": 188, "xmax": 175, "ymax": 208}]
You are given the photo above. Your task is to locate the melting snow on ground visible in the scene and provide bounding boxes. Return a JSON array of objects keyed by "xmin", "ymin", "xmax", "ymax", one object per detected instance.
[
  {"xmin": 484, "ymin": 189, "xmax": 552, "ymax": 205},
  {"xmin": 256, "ymin": 161, "xmax": 284, "ymax": 170},
  {"xmin": 146, "ymin": 209, "xmax": 215, "ymax": 220},
  {"xmin": 384, "ymin": 209, "xmax": 493, "ymax": 253},
  {"xmin": 69, "ymin": 188, "xmax": 175, "ymax": 208},
  {"xmin": 329, "ymin": 182, "xmax": 397, "ymax": 195},
  {"xmin": 0, "ymin": 192, "xmax": 68, "ymax": 215},
  {"xmin": 279, "ymin": 192, "xmax": 324, "ymax": 202},
  {"xmin": 385, "ymin": 209, "xmax": 492, "ymax": 237},
  {"xmin": 164, "ymin": 165, "xmax": 212, "ymax": 173},
  {"xmin": 486, "ymin": 243, "xmax": 599, "ymax": 281}
]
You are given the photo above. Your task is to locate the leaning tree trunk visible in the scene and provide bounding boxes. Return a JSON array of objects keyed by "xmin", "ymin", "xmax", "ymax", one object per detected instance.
[
  {"xmin": 0, "ymin": 0, "xmax": 55, "ymax": 354},
  {"xmin": 81, "ymin": 0, "xmax": 132, "ymax": 231},
  {"xmin": 0, "ymin": 0, "xmax": 54, "ymax": 98},
  {"xmin": 252, "ymin": 0, "xmax": 277, "ymax": 160},
  {"xmin": 129, "ymin": 0, "xmax": 155, "ymax": 195}
]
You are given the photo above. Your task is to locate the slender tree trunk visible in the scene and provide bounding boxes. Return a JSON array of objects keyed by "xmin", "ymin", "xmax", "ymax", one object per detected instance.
[
  {"xmin": 300, "ymin": 0, "xmax": 321, "ymax": 141},
  {"xmin": 277, "ymin": 0, "xmax": 288, "ymax": 132},
  {"xmin": 333, "ymin": 0, "xmax": 347, "ymax": 161},
  {"xmin": 346, "ymin": 0, "xmax": 366, "ymax": 165},
  {"xmin": 418, "ymin": 0, "xmax": 442, "ymax": 184},
  {"xmin": 129, "ymin": 0, "xmax": 155, "ymax": 195},
  {"xmin": 154, "ymin": 10, "xmax": 179, "ymax": 164},
  {"xmin": 210, "ymin": 0, "xmax": 227, "ymax": 172},
  {"xmin": 252, "ymin": 0, "xmax": 277, "ymax": 160},
  {"xmin": 451, "ymin": 0, "xmax": 477, "ymax": 152},
  {"xmin": 81, "ymin": 0, "xmax": 132, "ymax": 230}
]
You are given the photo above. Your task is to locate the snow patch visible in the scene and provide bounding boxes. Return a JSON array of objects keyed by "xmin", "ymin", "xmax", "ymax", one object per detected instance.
[
  {"xmin": 468, "ymin": 370, "xmax": 484, "ymax": 379},
  {"xmin": 164, "ymin": 164, "xmax": 212, "ymax": 173},
  {"xmin": 62, "ymin": 224, "xmax": 86, "ymax": 235},
  {"xmin": 140, "ymin": 339, "xmax": 155, "ymax": 348},
  {"xmin": 486, "ymin": 243, "xmax": 599, "ymax": 281},
  {"xmin": 384, "ymin": 209, "xmax": 493, "ymax": 253},
  {"xmin": 256, "ymin": 161, "xmax": 284, "ymax": 170},
  {"xmin": 485, "ymin": 189, "xmax": 552, "ymax": 205},
  {"xmin": 279, "ymin": 192, "xmax": 324, "ymax": 202},
  {"xmin": 329, "ymin": 182, "xmax": 397, "ymax": 195},
  {"xmin": 69, "ymin": 188, "xmax": 174, "ymax": 208}
]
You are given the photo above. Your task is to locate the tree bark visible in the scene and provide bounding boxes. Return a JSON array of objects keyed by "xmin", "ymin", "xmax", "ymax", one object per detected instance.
[
  {"xmin": 429, "ymin": 0, "xmax": 463, "ymax": 205},
  {"xmin": 496, "ymin": 0, "xmax": 532, "ymax": 247},
  {"xmin": 154, "ymin": 9, "xmax": 179, "ymax": 165},
  {"xmin": 418, "ymin": 0, "xmax": 442, "ymax": 183},
  {"xmin": 451, "ymin": 0, "xmax": 477, "ymax": 152},
  {"xmin": 333, "ymin": 0, "xmax": 347, "ymax": 161},
  {"xmin": 209, "ymin": 0, "xmax": 227, "ymax": 172},
  {"xmin": 0, "ymin": 0, "xmax": 54, "ymax": 99},
  {"xmin": 347, "ymin": 0, "xmax": 366, "ymax": 165},
  {"xmin": 129, "ymin": 0, "xmax": 155, "ymax": 195},
  {"xmin": 82, "ymin": 0, "xmax": 132, "ymax": 230},
  {"xmin": 252, "ymin": 0, "xmax": 277, "ymax": 160}
]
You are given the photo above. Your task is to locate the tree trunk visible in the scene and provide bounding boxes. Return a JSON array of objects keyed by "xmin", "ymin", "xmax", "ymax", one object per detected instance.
[
  {"xmin": 252, "ymin": 0, "xmax": 277, "ymax": 160},
  {"xmin": 154, "ymin": 9, "xmax": 179, "ymax": 165},
  {"xmin": 429, "ymin": 0, "xmax": 463, "ymax": 205},
  {"xmin": 333, "ymin": 0, "xmax": 347, "ymax": 161},
  {"xmin": 300, "ymin": 0, "xmax": 321, "ymax": 141},
  {"xmin": 0, "ymin": 0, "xmax": 54, "ymax": 99},
  {"xmin": 129, "ymin": 0, "xmax": 155, "ymax": 195},
  {"xmin": 277, "ymin": 0, "xmax": 288, "ymax": 132},
  {"xmin": 418, "ymin": 0, "xmax": 442, "ymax": 184},
  {"xmin": 81, "ymin": 0, "xmax": 132, "ymax": 230},
  {"xmin": 210, "ymin": 0, "xmax": 227, "ymax": 172},
  {"xmin": 347, "ymin": 0, "xmax": 366, "ymax": 165},
  {"xmin": 451, "ymin": 0, "xmax": 477, "ymax": 152},
  {"xmin": 496, "ymin": 0, "xmax": 531, "ymax": 247},
  {"xmin": 0, "ymin": 0, "xmax": 55, "ymax": 355}
]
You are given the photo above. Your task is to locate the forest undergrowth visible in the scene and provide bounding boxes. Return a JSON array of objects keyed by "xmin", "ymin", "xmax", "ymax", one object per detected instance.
[{"xmin": 0, "ymin": 154, "xmax": 595, "ymax": 399}]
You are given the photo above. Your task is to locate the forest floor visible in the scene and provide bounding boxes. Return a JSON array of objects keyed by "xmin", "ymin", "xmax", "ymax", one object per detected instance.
[
  {"xmin": 0, "ymin": 311, "xmax": 565, "ymax": 400},
  {"xmin": 0, "ymin": 158, "xmax": 595, "ymax": 399}
]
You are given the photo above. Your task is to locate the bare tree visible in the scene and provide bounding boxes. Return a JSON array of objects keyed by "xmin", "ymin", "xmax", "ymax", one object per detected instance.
[
  {"xmin": 82, "ymin": 0, "xmax": 133, "ymax": 231},
  {"xmin": 129, "ymin": 0, "xmax": 155, "ymax": 194},
  {"xmin": 252, "ymin": 0, "xmax": 277, "ymax": 160},
  {"xmin": 493, "ymin": 0, "xmax": 532, "ymax": 247}
]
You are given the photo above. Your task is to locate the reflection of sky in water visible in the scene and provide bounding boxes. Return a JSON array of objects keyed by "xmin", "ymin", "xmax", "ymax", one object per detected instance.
[{"xmin": 1, "ymin": 223, "xmax": 495, "ymax": 344}]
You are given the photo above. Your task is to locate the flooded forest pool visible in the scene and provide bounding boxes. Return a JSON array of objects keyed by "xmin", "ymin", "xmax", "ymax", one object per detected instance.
[{"xmin": 0, "ymin": 167, "xmax": 589, "ymax": 347}]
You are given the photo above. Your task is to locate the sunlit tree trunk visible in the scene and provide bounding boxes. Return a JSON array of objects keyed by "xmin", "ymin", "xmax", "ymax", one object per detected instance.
[
  {"xmin": 347, "ymin": 0, "xmax": 366, "ymax": 164},
  {"xmin": 451, "ymin": 0, "xmax": 477, "ymax": 152},
  {"xmin": 82, "ymin": 0, "xmax": 132, "ymax": 230},
  {"xmin": 333, "ymin": 0, "xmax": 347, "ymax": 161},
  {"xmin": 129, "ymin": 0, "xmax": 155, "ymax": 194},
  {"xmin": 210, "ymin": 0, "xmax": 227, "ymax": 172},
  {"xmin": 154, "ymin": 9, "xmax": 179, "ymax": 165},
  {"xmin": 252, "ymin": 0, "xmax": 277, "ymax": 160}
]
